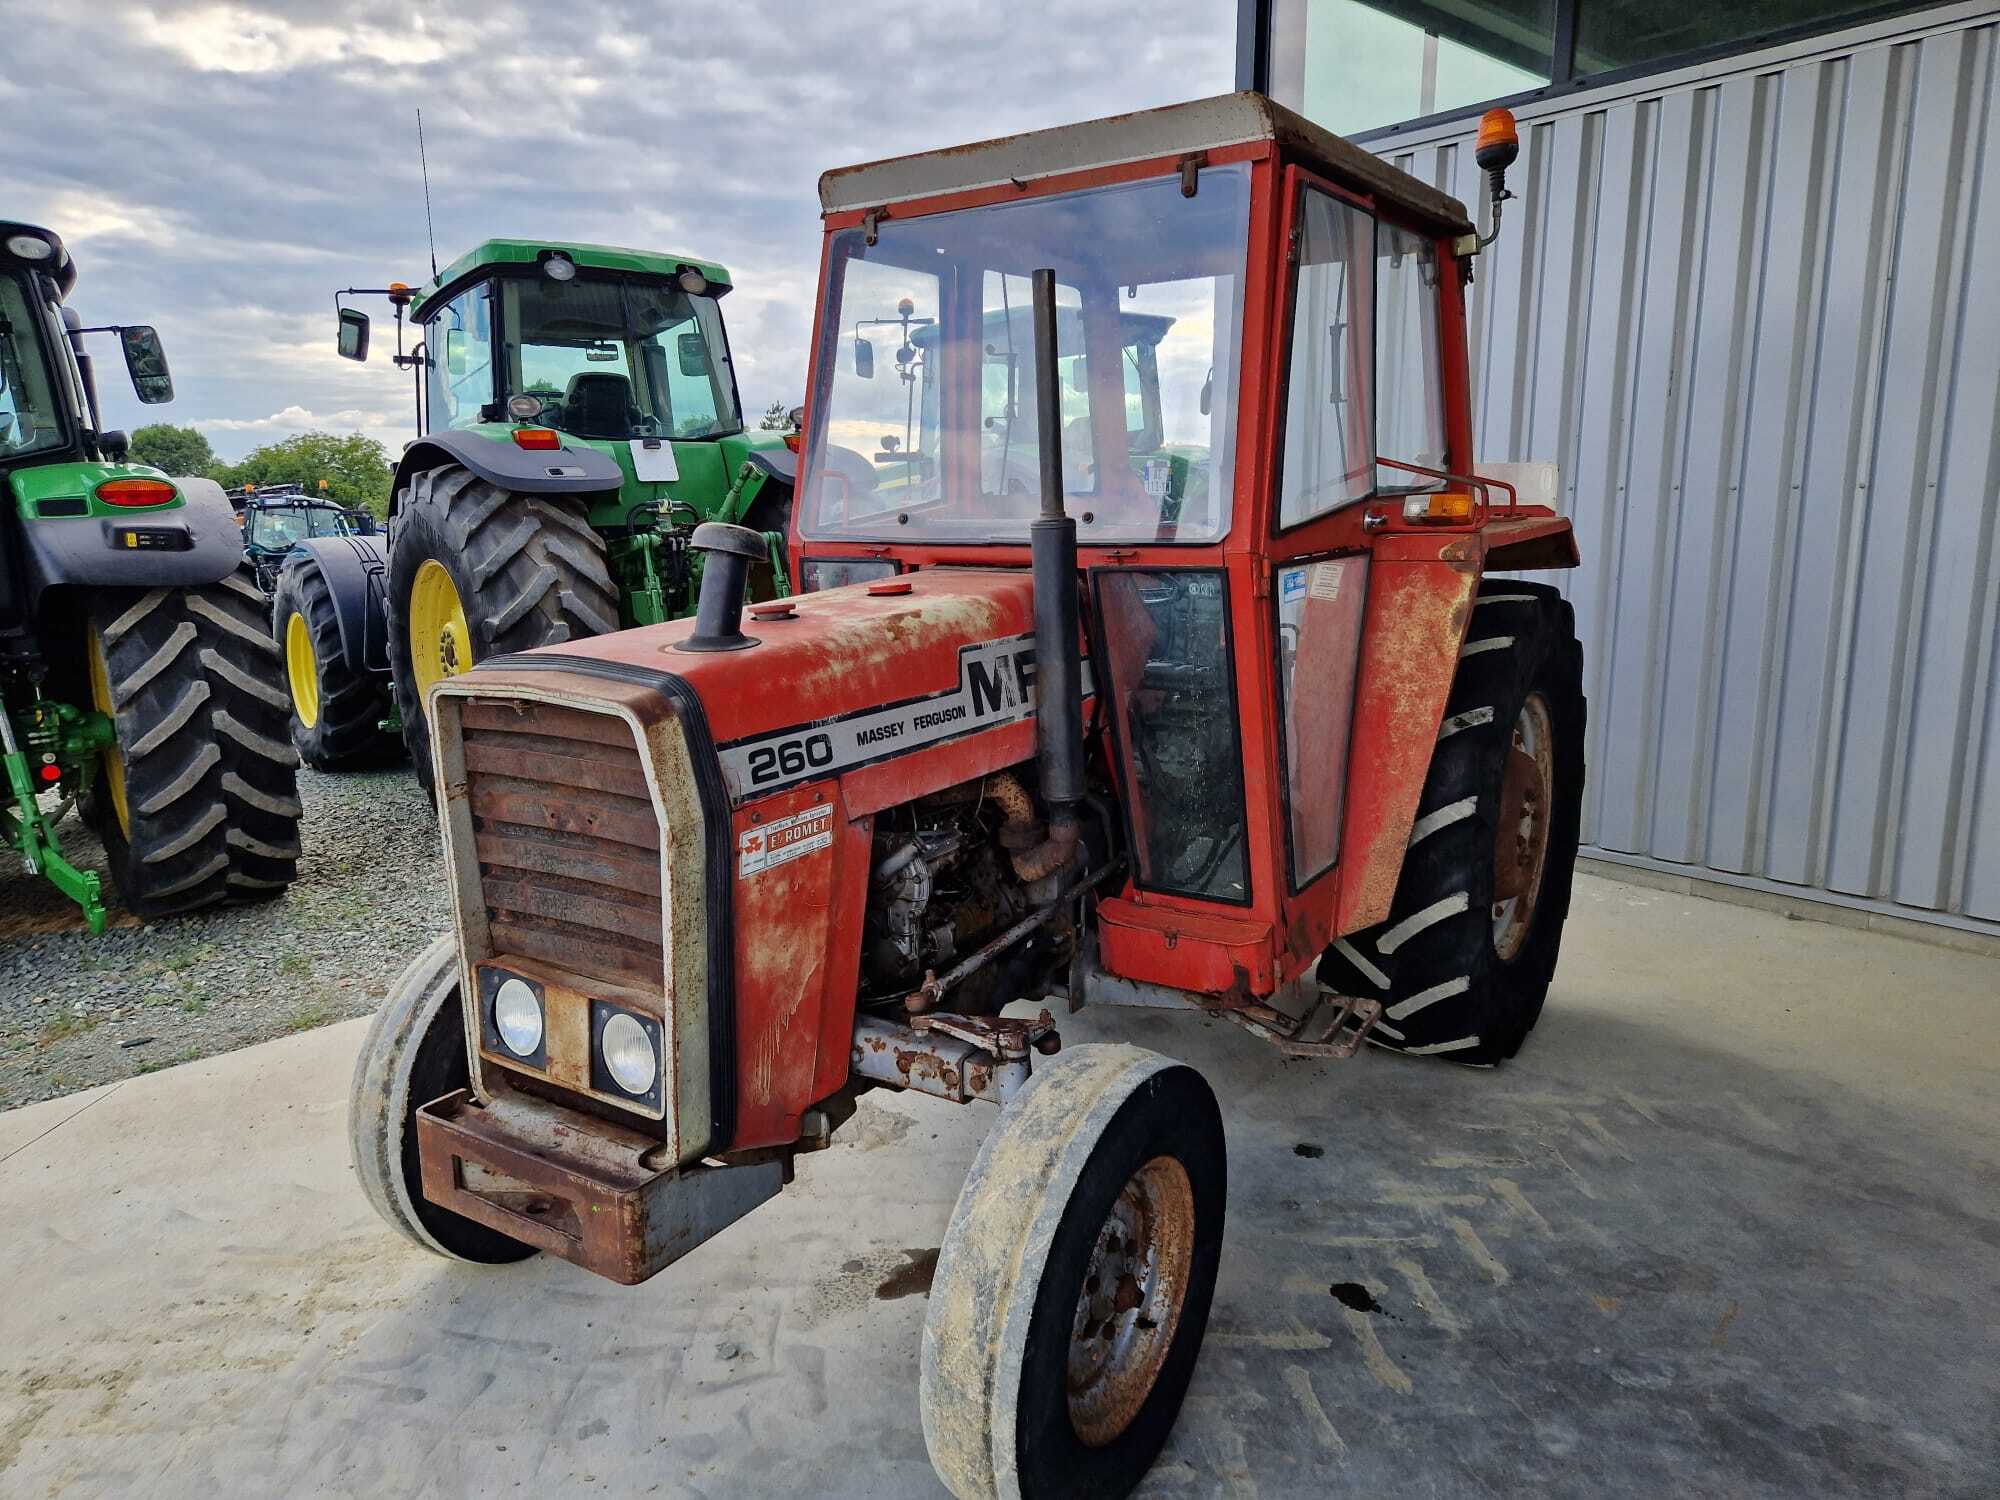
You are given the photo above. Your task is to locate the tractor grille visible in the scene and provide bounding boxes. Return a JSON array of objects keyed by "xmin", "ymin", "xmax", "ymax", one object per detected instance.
[{"xmin": 458, "ymin": 698, "xmax": 665, "ymax": 994}]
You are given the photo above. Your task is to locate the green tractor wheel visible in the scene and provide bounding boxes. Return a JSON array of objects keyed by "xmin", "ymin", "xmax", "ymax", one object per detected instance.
[
  {"xmin": 272, "ymin": 556, "xmax": 397, "ymax": 771},
  {"xmin": 384, "ymin": 465, "xmax": 617, "ymax": 795},
  {"xmin": 83, "ymin": 565, "xmax": 303, "ymax": 916}
]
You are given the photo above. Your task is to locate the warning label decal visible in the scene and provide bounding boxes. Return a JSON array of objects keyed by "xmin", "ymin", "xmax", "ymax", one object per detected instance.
[{"xmin": 738, "ymin": 802, "xmax": 835, "ymax": 878}]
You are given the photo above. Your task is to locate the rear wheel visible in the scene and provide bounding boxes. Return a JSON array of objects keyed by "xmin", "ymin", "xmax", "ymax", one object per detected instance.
[
  {"xmin": 385, "ymin": 466, "xmax": 617, "ymax": 794},
  {"xmin": 83, "ymin": 566, "xmax": 302, "ymax": 916},
  {"xmin": 273, "ymin": 556, "xmax": 396, "ymax": 770},
  {"xmin": 349, "ymin": 934, "xmax": 538, "ymax": 1264},
  {"xmin": 1318, "ymin": 580, "xmax": 1586, "ymax": 1064},
  {"xmin": 922, "ymin": 1045, "xmax": 1225, "ymax": 1500}
]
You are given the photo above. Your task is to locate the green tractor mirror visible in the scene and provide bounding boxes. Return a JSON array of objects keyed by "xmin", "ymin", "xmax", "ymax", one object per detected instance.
[
  {"xmin": 337, "ymin": 307, "xmax": 371, "ymax": 362},
  {"xmin": 676, "ymin": 331, "xmax": 708, "ymax": 377},
  {"xmin": 119, "ymin": 325, "xmax": 173, "ymax": 403},
  {"xmin": 853, "ymin": 334, "xmax": 874, "ymax": 379}
]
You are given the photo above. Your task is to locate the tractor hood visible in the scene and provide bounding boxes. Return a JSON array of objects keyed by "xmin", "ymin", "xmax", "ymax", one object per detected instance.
[{"xmin": 474, "ymin": 567, "xmax": 1048, "ymax": 804}]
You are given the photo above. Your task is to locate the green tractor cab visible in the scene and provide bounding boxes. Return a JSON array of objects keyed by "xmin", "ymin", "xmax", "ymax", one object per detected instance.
[
  {"xmin": 237, "ymin": 483, "xmax": 378, "ymax": 599},
  {"xmin": 287, "ymin": 239, "xmax": 795, "ymax": 785},
  {"xmin": 1, "ymin": 222, "xmax": 300, "ymax": 930}
]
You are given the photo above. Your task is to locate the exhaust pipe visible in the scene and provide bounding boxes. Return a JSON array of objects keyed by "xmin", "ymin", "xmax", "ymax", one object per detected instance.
[
  {"xmin": 1028, "ymin": 268, "xmax": 1085, "ymax": 830},
  {"xmin": 678, "ymin": 522, "xmax": 765, "ymax": 652}
]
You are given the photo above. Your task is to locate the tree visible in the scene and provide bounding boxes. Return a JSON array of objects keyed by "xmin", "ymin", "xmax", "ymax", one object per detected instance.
[
  {"xmin": 215, "ymin": 430, "xmax": 394, "ymax": 519},
  {"xmin": 129, "ymin": 423, "xmax": 217, "ymax": 478},
  {"xmin": 759, "ymin": 400, "xmax": 796, "ymax": 431}
]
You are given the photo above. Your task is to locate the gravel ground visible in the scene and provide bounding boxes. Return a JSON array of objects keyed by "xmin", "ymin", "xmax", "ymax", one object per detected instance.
[{"xmin": 0, "ymin": 764, "xmax": 446, "ymax": 1110}]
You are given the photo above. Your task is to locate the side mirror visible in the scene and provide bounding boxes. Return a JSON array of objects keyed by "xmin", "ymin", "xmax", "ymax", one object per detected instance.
[
  {"xmin": 445, "ymin": 329, "xmax": 467, "ymax": 383},
  {"xmin": 677, "ymin": 332, "xmax": 708, "ymax": 377},
  {"xmin": 337, "ymin": 308, "xmax": 371, "ymax": 362},
  {"xmin": 120, "ymin": 326, "xmax": 174, "ymax": 404},
  {"xmin": 853, "ymin": 335, "xmax": 875, "ymax": 380},
  {"xmin": 1199, "ymin": 366, "xmax": 1213, "ymax": 417}
]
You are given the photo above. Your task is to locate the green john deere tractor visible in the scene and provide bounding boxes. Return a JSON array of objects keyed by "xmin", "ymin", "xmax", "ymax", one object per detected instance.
[
  {"xmin": 0, "ymin": 222, "xmax": 299, "ymax": 930},
  {"xmin": 279, "ymin": 240, "xmax": 795, "ymax": 786}
]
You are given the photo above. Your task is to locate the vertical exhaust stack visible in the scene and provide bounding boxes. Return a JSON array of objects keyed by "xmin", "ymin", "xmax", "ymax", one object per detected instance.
[
  {"xmin": 1028, "ymin": 269, "xmax": 1085, "ymax": 862},
  {"xmin": 677, "ymin": 522, "xmax": 765, "ymax": 652}
]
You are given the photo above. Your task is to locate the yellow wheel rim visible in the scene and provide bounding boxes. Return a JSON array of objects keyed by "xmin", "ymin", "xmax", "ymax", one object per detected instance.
[
  {"xmin": 85, "ymin": 626, "xmax": 132, "ymax": 838},
  {"xmin": 285, "ymin": 610, "xmax": 321, "ymax": 729},
  {"xmin": 409, "ymin": 558, "xmax": 473, "ymax": 708}
]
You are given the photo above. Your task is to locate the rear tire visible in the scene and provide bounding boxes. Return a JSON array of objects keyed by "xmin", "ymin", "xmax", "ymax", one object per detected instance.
[
  {"xmin": 922, "ymin": 1045, "xmax": 1225, "ymax": 1500},
  {"xmin": 1318, "ymin": 579, "xmax": 1585, "ymax": 1064},
  {"xmin": 84, "ymin": 566, "xmax": 302, "ymax": 916},
  {"xmin": 385, "ymin": 466, "xmax": 617, "ymax": 795},
  {"xmin": 272, "ymin": 556, "xmax": 396, "ymax": 770},
  {"xmin": 349, "ymin": 934, "xmax": 538, "ymax": 1264}
]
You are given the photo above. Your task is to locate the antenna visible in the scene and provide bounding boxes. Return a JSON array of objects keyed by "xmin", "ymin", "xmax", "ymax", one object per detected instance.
[{"xmin": 416, "ymin": 108, "xmax": 439, "ymax": 280}]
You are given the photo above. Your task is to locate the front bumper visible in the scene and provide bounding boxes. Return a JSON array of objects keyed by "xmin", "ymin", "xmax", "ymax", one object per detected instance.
[{"xmin": 416, "ymin": 1089, "xmax": 782, "ymax": 1285}]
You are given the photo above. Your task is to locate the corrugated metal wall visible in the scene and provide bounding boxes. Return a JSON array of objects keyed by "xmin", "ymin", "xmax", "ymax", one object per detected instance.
[{"xmin": 1375, "ymin": 4, "xmax": 2000, "ymax": 933}]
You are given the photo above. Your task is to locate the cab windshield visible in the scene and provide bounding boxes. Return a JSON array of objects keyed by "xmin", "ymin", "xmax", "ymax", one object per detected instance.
[
  {"xmin": 502, "ymin": 275, "xmax": 741, "ymax": 441},
  {"xmin": 0, "ymin": 272, "xmax": 68, "ymax": 462},
  {"xmin": 245, "ymin": 505, "xmax": 361, "ymax": 549},
  {"xmin": 803, "ymin": 165, "xmax": 1251, "ymax": 544}
]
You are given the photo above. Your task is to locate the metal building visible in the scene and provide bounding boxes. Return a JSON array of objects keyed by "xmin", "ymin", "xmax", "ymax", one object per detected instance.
[{"xmin": 1240, "ymin": 1, "xmax": 2000, "ymax": 943}]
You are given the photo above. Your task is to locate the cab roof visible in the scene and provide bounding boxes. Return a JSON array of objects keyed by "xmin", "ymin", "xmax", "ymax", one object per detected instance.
[
  {"xmin": 413, "ymin": 238, "xmax": 736, "ymax": 320},
  {"xmin": 818, "ymin": 91, "xmax": 1474, "ymax": 238},
  {"xmin": 0, "ymin": 221, "xmax": 78, "ymax": 300}
]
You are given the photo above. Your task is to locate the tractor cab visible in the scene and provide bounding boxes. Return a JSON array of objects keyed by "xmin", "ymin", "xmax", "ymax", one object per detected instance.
[{"xmin": 795, "ymin": 93, "xmax": 1576, "ymax": 992}]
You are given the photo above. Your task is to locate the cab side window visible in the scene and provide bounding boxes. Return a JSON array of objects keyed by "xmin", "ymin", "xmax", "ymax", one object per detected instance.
[
  {"xmin": 1276, "ymin": 189, "xmax": 1375, "ymax": 529},
  {"xmin": 425, "ymin": 286, "xmax": 494, "ymax": 432}
]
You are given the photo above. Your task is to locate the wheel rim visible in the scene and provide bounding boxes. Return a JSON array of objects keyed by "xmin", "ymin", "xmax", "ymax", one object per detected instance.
[
  {"xmin": 85, "ymin": 625, "xmax": 131, "ymax": 838},
  {"xmin": 285, "ymin": 610, "xmax": 321, "ymax": 729},
  {"xmin": 1066, "ymin": 1154, "xmax": 1195, "ymax": 1448},
  {"xmin": 408, "ymin": 558, "xmax": 473, "ymax": 707},
  {"xmin": 1493, "ymin": 691, "xmax": 1555, "ymax": 961}
]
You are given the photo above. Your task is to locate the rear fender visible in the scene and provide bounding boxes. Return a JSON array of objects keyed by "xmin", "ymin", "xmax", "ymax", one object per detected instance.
[
  {"xmin": 13, "ymin": 473, "xmax": 240, "ymax": 609},
  {"xmin": 286, "ymin": 534, "xmax": 390, "ymax": 675},
  {"xmin": 389, "ymin": 430, "xmax": 624, "ymax": 517}
]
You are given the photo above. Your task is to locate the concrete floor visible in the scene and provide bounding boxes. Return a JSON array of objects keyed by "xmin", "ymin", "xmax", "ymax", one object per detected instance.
[{"xmin": 2, "ymin": 873, "xmax": 1996, "ymax": 1498}]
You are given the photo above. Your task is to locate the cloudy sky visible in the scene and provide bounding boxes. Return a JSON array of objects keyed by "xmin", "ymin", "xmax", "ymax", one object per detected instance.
[{"xmin": 0, "ymin": 0, "xmax": 1234, "ymax": 461}]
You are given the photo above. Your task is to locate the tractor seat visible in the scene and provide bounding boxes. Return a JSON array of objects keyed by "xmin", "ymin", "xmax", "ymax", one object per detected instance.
[{"xmin": 563, "ymin": 372, "xmax": 641, "ymax": 438}]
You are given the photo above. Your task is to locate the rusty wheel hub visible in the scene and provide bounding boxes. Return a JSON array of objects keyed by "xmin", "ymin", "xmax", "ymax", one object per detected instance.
[
  {"xmin": 1066, "ymin": 1154, "xmax": 1194, "ymax": 1447},
  {"xmin": 1492, "ymin": 692, "xmax": 1555, "ymax": 961}
]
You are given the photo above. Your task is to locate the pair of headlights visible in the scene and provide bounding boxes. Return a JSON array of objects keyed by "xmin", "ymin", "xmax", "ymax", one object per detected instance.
[{"xmin": 491, "ymin": 977, "xmax": 658, "ymax": 1098}]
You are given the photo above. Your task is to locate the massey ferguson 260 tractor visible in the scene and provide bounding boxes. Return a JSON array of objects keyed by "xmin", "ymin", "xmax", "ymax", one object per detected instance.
[
  {"xmin": 274, "ymin": 240, "xmax": 794, "ymax": 780},
  {"xmin": 351, "ymin": 95, "xmax": 1583, "ymax": 1497}
]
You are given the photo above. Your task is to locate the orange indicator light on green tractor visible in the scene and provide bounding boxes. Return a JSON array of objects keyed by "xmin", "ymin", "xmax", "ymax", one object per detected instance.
[
  {"xmin": 95, "ymin": 477, "xmax": 177, "ymax": 507},
  {"xmin": 511, "ymin": 427, "xmax": 561, "ymax": 450}
]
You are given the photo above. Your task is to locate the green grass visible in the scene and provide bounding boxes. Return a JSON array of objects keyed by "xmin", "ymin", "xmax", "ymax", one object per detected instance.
[
  {"xmin": 278, "ymin": 952, "xmax": 312, "ymax": 979},
  {"xmin": 285, "ymin": 1002, "xmax": 337, "ymax": 1034},
  {"xmin": 37, "ymin": 1012, "xmax": 98, "ymax": 1047}
]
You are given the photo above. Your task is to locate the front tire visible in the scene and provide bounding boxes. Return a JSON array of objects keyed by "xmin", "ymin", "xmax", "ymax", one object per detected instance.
[
  {"xmin": 1318, "ymin": 579, "xmax": 1586, "ymax": 1063},
  {"xmin": 349, "ymin": 935, "xmax": 538, "ymax": 1264},
  {"xmin": 385, "ymin": 466, "xmax": 618, "ymax": 794},
  {"xmin": 84, "ymin": 566, "xmax": 302, "ymax": 916},
  {"xmin": 272, "ymin": 556, "xmax": 396, "ymax": 770},
  {"xmin": 922, "ymin": 1045, "xmax": 1225, "ymax": 1500}
]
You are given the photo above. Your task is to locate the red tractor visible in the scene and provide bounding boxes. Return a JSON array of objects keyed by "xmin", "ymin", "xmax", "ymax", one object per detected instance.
[{"xmin": 352, "ymin": 93, "xmax": 1582, "ymax": 1498}]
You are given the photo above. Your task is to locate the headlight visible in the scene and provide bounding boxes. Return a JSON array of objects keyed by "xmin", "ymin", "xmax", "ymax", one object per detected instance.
[
  {"xmin": 600, "ymin": 1011, "xmax": 658, "ymax": 1096},
  {"xmin": 5, "ymin": 233, "xmax": 54, "ymax": 262},
  {"xmin": 493, "ymin": 977, "xmax": 544, "ymax": 1057},
  {"xmin": 542, "ymin": 253, "xmax": 577, "ymax": 282}
]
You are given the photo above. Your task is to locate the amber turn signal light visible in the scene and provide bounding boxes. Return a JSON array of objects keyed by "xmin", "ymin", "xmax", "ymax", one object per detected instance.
[
  {"xmin": 1402, "ymin": 491, "xmax": 1476, "ymax": 525},
  {"xmin": 95, "ymin": 477, "xmax": 178, "ymax": 507},
  {"xmin": 511, "ymin": 427, "xmax": 561, "ymax": 450}
]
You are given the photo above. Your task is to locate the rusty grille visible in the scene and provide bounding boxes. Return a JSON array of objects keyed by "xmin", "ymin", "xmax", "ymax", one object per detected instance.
[{"xmin": 459, "ymin": 698, "xmax": 665, "ymax": 995}]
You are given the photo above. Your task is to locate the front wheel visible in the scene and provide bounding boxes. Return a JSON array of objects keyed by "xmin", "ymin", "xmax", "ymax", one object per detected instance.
[
  {"xmin": 272, "ymin": 556, "xmax": 396, "ymax": 771},
  {"xmin": 921, "ymin": 1045, "xmax": 1225, "ymax": 1500},
  {"xmin": 349, "ymin": 934, "xmax": 538, "ymax": 1265}
]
